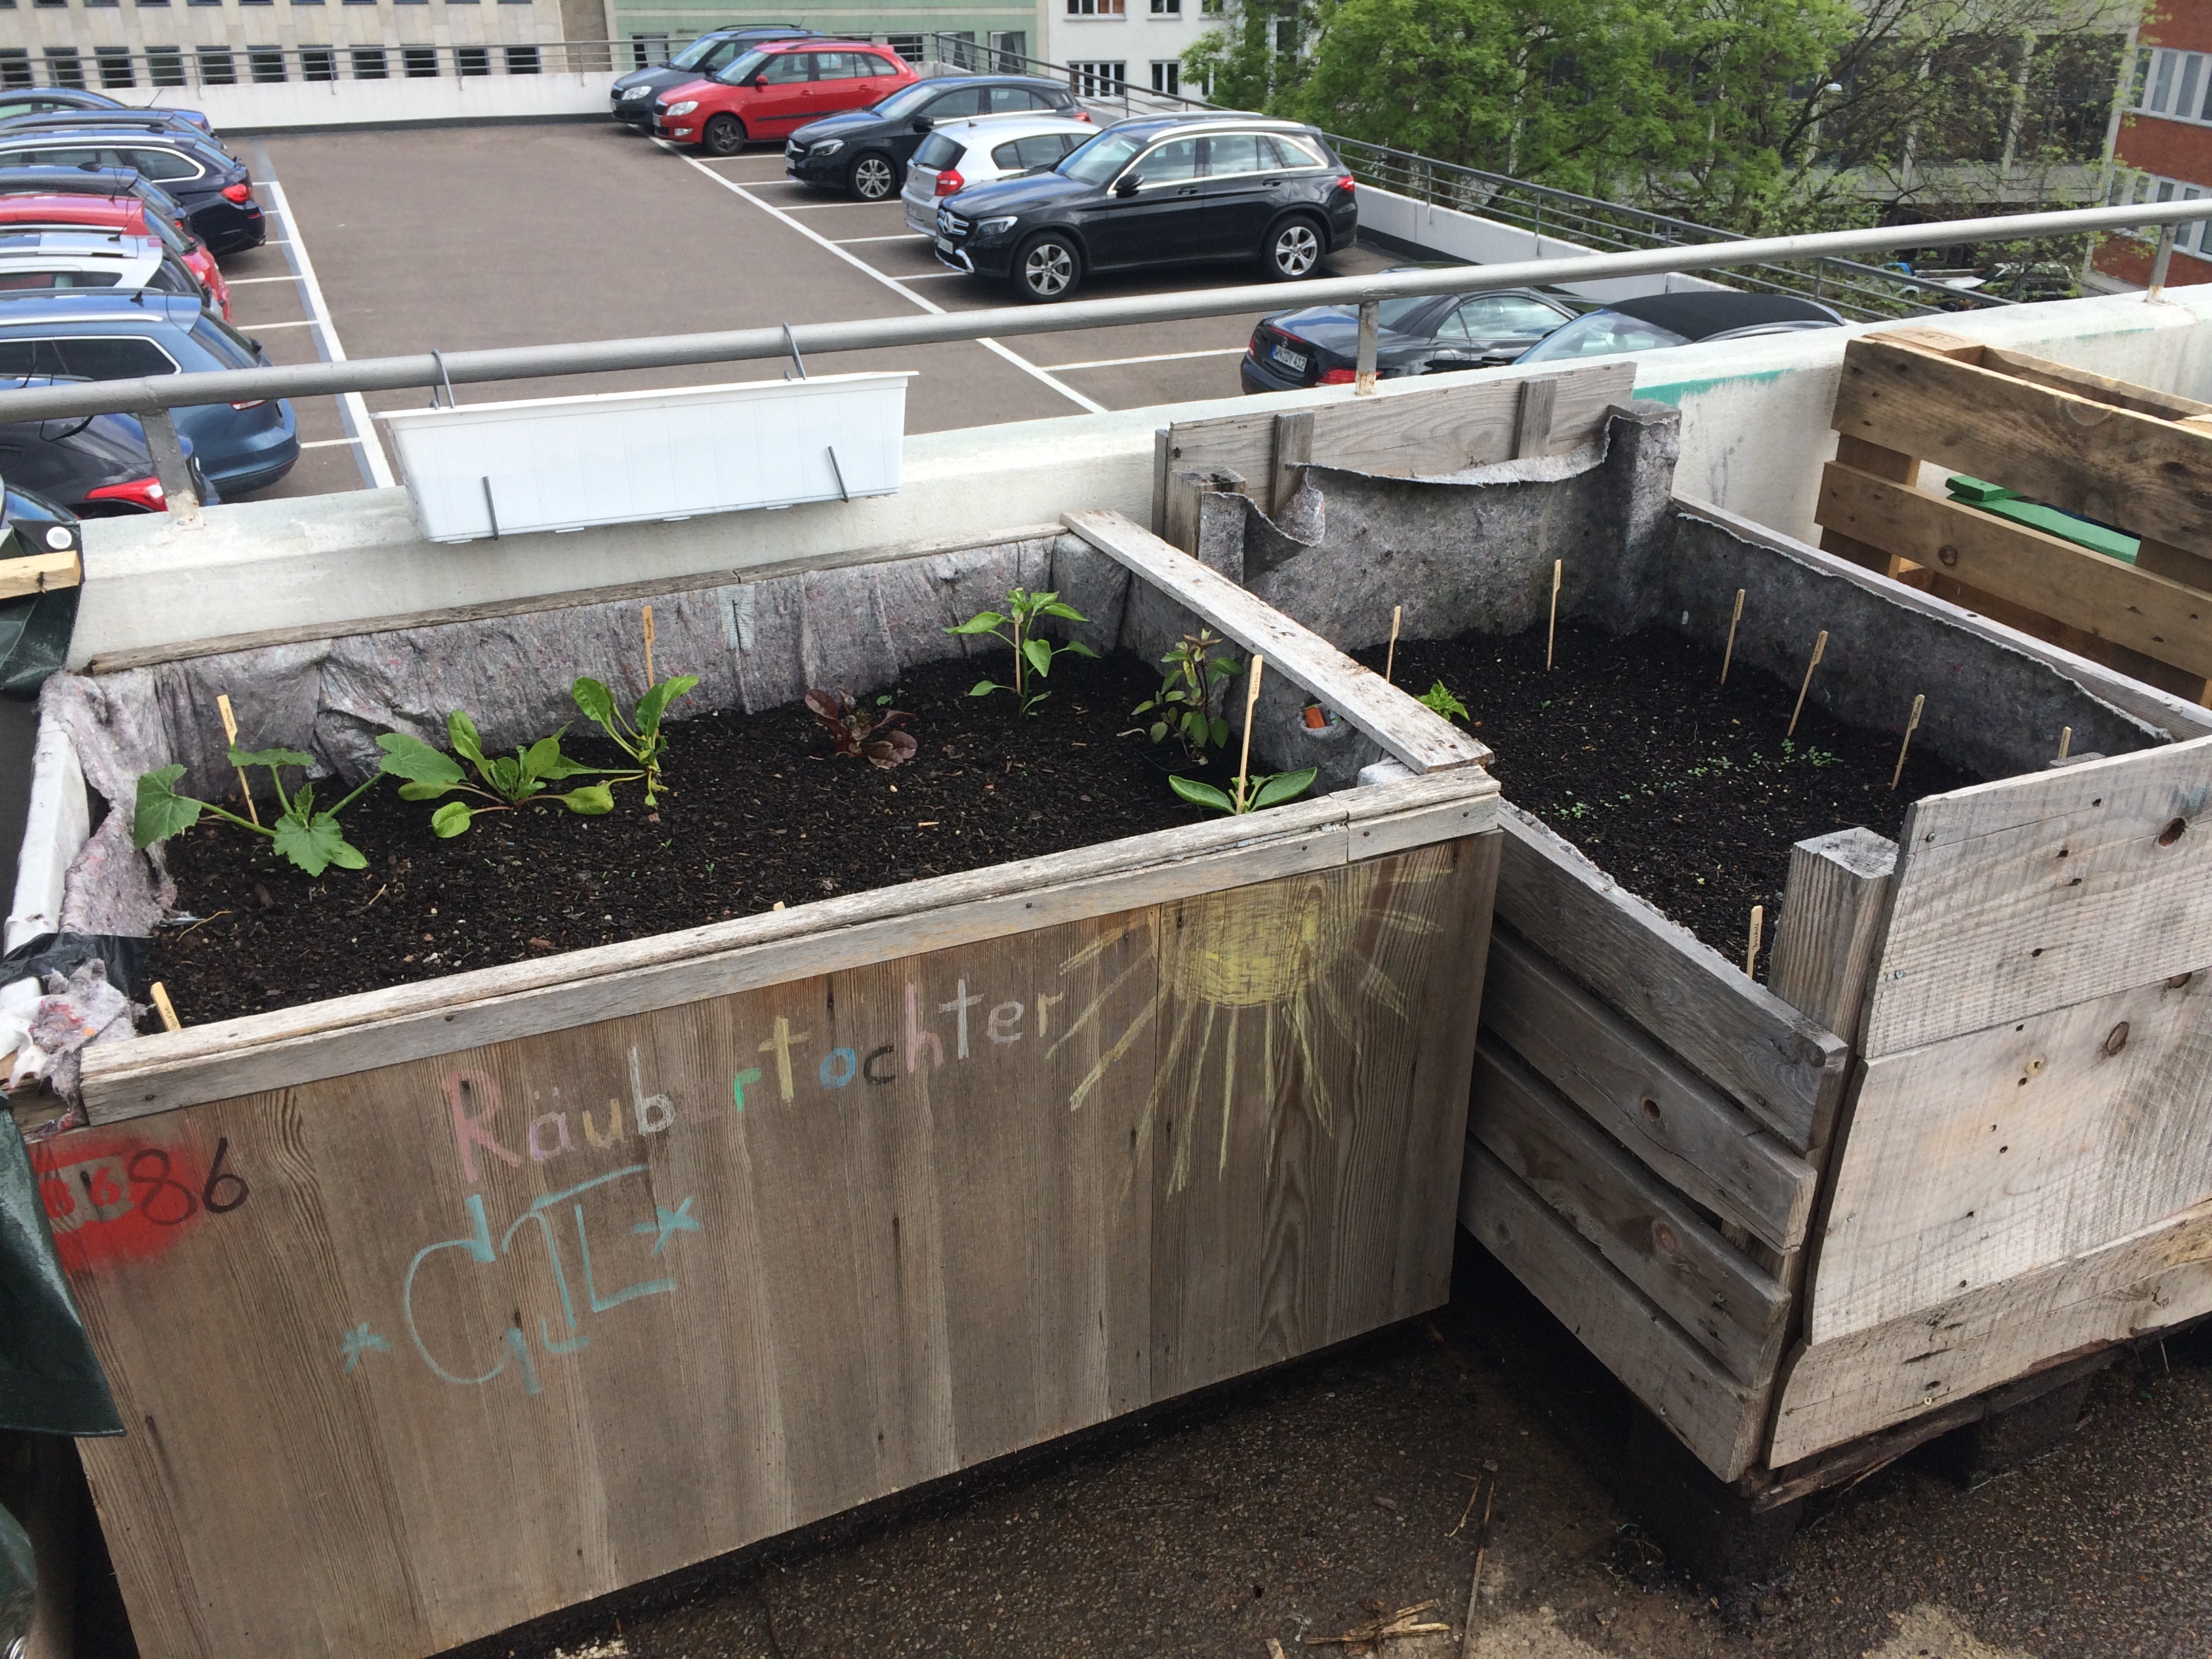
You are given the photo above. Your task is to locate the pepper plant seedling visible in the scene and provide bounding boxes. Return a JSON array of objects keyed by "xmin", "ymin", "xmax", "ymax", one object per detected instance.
[
  {"xmin": 804, "ymin": 689, "xmax": 918, "ymax": 769},
  {"xmin": 1134, "ymin": 629, "xmax": 1242, "ymax": 762},
  {"xmin": 945, "ymin": 587, "xmax": 1097, "ymax": 716},
  {"xmin": 1418, "ymin": 680, "xmax": 1471, "ymax": 723},
  {"xmin": 572, "ymin": 671, "xmax": 700, "ymax": 806},
  {"xmin": 133, "ymin": 745, "xmax": 380, "ymax": 877},
  {"xmin": 375, "ymin": 712, "xmax": 633, "ymax": 838}
]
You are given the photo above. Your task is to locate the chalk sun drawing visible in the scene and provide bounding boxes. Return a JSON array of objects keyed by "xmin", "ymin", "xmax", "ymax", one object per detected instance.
[{"xmin": 1051, "ymin": 853, "xmax": 1446, "ymax": 1193}]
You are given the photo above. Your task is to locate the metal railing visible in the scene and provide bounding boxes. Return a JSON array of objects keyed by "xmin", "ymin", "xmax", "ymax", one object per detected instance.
[{"xmin": 0, "ymin": 39, "xmax": 626, "ymax": 93}]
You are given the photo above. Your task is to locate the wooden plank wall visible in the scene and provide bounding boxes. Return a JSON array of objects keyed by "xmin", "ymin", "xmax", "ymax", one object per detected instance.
[{"xmin": 44, "ymin": 837, "xmax": 1498, "ymax": 1659}]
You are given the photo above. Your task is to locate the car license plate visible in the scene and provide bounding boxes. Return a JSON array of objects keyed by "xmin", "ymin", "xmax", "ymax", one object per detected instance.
[
  {"xmin": 936, "ymin": 236, "xmax": 956, "ymax": 255},
  {"xmin": 1271, "ymin": 343, "xmax": 1309, "ymax": 373}
]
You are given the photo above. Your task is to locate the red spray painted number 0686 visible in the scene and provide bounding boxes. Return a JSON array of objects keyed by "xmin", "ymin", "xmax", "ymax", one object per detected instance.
[{"xmin": 34, "ymin": 1134, "xmax": 251, "ymax": 1270}]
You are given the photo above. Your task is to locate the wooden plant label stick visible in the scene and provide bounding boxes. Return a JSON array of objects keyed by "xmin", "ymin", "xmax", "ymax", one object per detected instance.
[
  {"xmin": 642, "ymin": 604, "xmax": 657, "ymax": 684},
  {"xmin": 2058, "ymin": 724, "xmax": 2072, "ymax": 761},
  {"xmin": 1385, "ymin": 605, "xmax": 1401, "ymax": 684},
  {"xmin": 1890, "ymin": 693, "xmax": 1925, "ymax": 790},
  {"xmin": 1745, "ymin": 904, "xmax": 1764, "ymax": 979},
  {"xmin": 1721, "ymin": 588, "xmax": 1745, "ymax": 685},
  {"xmin": 1546, "ymin": 559, "xmax": 1563, "ymax": 670},
  {"xmin": 150, "ymin": 983, "xmax": 181, "ymax": 1033},
  {"xmin": 214, "ymin": 693, "xmax": 259, "ymax": 827},
  {"xmin": 1786, "ymin": 629, "xmax": 1828, "ymax": 737},
  {"xmin": 1236, "ymin": 654, "xmax": 1265, "ymax": 812}
]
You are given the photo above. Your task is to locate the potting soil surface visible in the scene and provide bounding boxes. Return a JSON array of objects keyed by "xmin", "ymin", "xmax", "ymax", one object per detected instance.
[
  {"xmin": 1360, "ymin": 621, "xmax": 1986, "ymax": 976},
  {"xmin": 145, "ymin": 653, "xmax": 1240, "ymax": 1026}
]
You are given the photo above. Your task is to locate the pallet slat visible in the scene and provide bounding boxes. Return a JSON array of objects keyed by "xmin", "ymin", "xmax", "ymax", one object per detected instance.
[{"xmin": 0, "ymin": 549, "xmax": 80, "ymax": 602}]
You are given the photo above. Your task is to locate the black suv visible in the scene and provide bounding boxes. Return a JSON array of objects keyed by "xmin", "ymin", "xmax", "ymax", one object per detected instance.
[
  {"xmin": 609, "ymin": 26, "xmax": 817, "ymax": 128},
  {"xmin": 785, "ymin": 75, "xmax": 1085, "ymax": 200},
  {"xmin": 933, "ymin": 115, "xmax": 1356, "ymax": 301}
]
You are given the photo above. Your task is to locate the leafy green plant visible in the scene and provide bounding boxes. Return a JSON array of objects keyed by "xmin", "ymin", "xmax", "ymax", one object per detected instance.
[
  {"xmin": 133, "ymin": 745, "xmax": 378, "ymax": 877},
  {"xmin": 572, "ymin": 672, "xmax": 700, "ymax": 806},
  {"xmin": 1171, "ymin": 766, "xmax": 1319, "ymax": 817},
  {"xmin": 805, "ymin": 689, "xmax": 918, "ymax": 769},
  {"xmin": 1135, "ymin": 629, "xmax": 1243, "ymax": 761},
  {"xmin": 1418, "ymin": 680, "xmax": 1471, "ymax": 722},
  {"xmin": 375, "ymin": 712, "xmax": 631, "ymax": 839},
  {"xmin": 945, "ymin": 588, "xmax": 1097, "ymax": 716}
]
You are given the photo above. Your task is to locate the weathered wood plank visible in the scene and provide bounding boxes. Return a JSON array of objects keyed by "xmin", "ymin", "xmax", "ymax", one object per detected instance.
[
  {"xmin": 1979, "ymin": 344, "xmax": 2212, "ymax": 423},
  {"xmin": 1494, "ymin": 807, "xmax": 1846, "ymax": 1151},
  {"xmin": 1460, "ymin": 1145, "xmax": 1764, "ymax": 1481},
  {"xmin": 1061, "ymin": 508, "xmax": 1491, "ymax": 775},
  {"xmin": 1832, "ymin": 333, "xmax": 2212, "ymax": 556},
  {"xmin": 1810, "ymin": 965, "xmax": 2212, "ymax": 1344},
  {"xmin": 1480, "ymin": 930, "xmax": 1818, "ymax": 1252},
  {"xmin": 1814, "ymin": 464, "xmax": 2212, "ymax": 680},
  {"xmin": 1766, "ymin": 827, "xmax": 1896, "ymax": 1059},
  {"xmin": 1270, "ymin": 409, "xmax": 1313, "ymax": 518},
  {"xmin": 0, "ymin": 549, "xmax": 79, "ymax": 600},
  {"xmin": 1863, "ymin": 735, "xmax": 2212, "ymax": 1056},
  {"xmin": 1513, "ymin": 375, "xmax": 1559, "ymax": 459},
  {"xmin": 1164, "ymin": 468, "xmax": 1245, "ymax": 559},
  {"xmin": 1817, "ymin": 435, "xmax": 1922, "ymax": 581},
  {"xmin": 1469, "ymin": 1044, "xmax": 1788, "ymax": 1385},
  {"xmin": 1770, "ymin": 1196, "xmax": 2212, "ymax": 1465}
]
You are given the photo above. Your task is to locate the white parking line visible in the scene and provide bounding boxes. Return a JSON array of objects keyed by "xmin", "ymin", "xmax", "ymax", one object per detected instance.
[
  {"xmin": 223, "ymin": 274, "xmax": 308, "ymax": 285},
  {"xmin": 665, "ymin": 144, "xmax": 1105, "ymax": 415},
  {"xmin": 836, "ymin": 233, "xmax": 930, "ymax": 245},
  {"xmin": 298, "ymin": 436, "xmax": 365, "ymax": 449},
  {"xmin": 262, "ymin": 177, "xmax": 397, "ymax": 489},
  {"xmin": 1048, "ymin": 346, "xmax": 1248, "ymax": 371},
  {"xmin": 892, "ymin": 270, "xmax": 967, "ymax": 281},
  {"xmin": 233, "ymin": 319, "xmax": 319, "ymax": 331},
  {"xmin": 759, "ymin": 198, "xmax": 883, "ymax": 211}
]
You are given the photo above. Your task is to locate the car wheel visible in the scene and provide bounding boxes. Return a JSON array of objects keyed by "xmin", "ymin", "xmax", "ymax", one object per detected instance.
[
  {"xmin": 1013, "ymin": 232, "xmax": 1082, "ymax": 302},
  {"xmin": 849, "ymin": 153, "xmax": 897, "ymax": 201},
  {"xmin": 1263, "ymin": 216, "xmax": 1324, "ymax": 280},
  {"xmin": 703, "ymin": 115, "xmax": 747, "ymax": 157}
]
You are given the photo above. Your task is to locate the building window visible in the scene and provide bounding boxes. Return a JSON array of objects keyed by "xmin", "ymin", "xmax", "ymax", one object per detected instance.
[
  {"xmin": 1200, "ymin": 0, "xmax": 1223, "ymax": 14},
  {"xmin": 1067, "ymin": 60, "xmax": 1125, "ymax": 95},
  {"xmin": 96, "ymin": 47, "xmax": 135, "ymax": 83},
  {"xmin": 1273, "ymin": 17, "xmax": 1299, "ymax": 53},
  {"xmin": 2119, "ymin": 171, "xmax": 2212, "ymax": 252},
  {"xmin": 629, "ymin": 34, "xmax": 668, "ymax": 68},
  {"xmin": 885, "ymin": 34, "xmax": 922, "ymax": 61},
  {"xmin": 456, "ymin": 45, "xmax": 489, "ymax": 73},
  {"xmin": 987, "ymin": 29, "xmax": 1025, "ymax": 69},
  {"xmin": 43, "ymin": 49, "xmax": 86, "ymax": 86},
  {"xmin": 147, "ymin": 46, "xmax": 185, "ymax": 83},
  {"xmin": 249, "ymin": 45, "xmax": 287, "ymax": 79},
  {"xmin": 1066, "ymin": 0, "xmax": 1126, "ymax": 16},
  {"xmin": 0, "ymin": 52, "xmax": 28, "ymax": 86},
  {"xmin": 1149, "ymin": 59, "xmax": 1178, "ymax": 94},
  {"xmin": 2137, "ymin": 47, "xmax": 2212, "ymax": 123},
  {"xmin": 403, "ymin": 44, "xmax": 439, "ymax": 75},
  {"xmin": 138, "ymin": 0, "xmax": 171, "ymax": 8},
  {"xmin": 302, "ymin": 45, "xmax": 335, "ymax": 77},
  {"xmin": 351, "ymin": 45, "xmax": 388, "ymax": 75},
  {"xmin": 1151, "ymin": 0, "xmax": 1179, "ymax": 12},
  {"xmin": 198, "ymin": 46, "xmax": 236, "ymax": 81}
]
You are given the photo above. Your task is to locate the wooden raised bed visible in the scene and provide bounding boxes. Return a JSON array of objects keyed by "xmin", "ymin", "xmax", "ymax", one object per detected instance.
[
  {"xmin": 1157, "ymin": 390, "xmax": 2212, "ymax": 1504},
  {"xmin": 15, "ymin": 517, "xmax": 1499, "ymax": 1659}
]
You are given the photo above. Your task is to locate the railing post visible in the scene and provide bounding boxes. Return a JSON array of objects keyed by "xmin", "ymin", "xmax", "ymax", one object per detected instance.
[
  {"xmin": 2150, "ymin": 222, "xmax": 2177, "ymax": 299},
  {"xmin": 139, "ymin": 407, "xmax": 199, "ymax": 527},
  {"xmin": 1353, "ymin": 300, "xmax": 1378, "ymax": 396}
]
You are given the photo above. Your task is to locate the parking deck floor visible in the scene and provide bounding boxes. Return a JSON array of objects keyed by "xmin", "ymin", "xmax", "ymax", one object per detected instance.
[{"xmin": 224, "ymin": 121, "xmax": 1393, "ymax": 502}]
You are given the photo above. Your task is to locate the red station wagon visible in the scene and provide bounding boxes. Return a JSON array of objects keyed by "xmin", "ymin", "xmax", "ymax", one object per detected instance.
[{"xmin": 653, "ymin": 39, "xmax": 919, "ymax": 155}]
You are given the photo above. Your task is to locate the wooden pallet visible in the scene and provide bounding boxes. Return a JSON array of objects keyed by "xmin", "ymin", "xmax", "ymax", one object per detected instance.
[{"xmin": 1814, "ymin": 324, "xmax": 2212, "ymax": 704}]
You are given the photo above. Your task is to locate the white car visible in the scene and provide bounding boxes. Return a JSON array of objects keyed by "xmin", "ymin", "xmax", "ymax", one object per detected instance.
[
  {"xmin": 0, "ymin": 227, "xmax": 201, "ymax": 302},
  {"xmin": 901, "ymin": 113, "xmax": 1098, "ymax": 238}
]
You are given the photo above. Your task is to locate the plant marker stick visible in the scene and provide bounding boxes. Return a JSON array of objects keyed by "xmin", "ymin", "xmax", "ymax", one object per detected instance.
[
  {"xmin": 1237, "ymin": 655, "xmax": 1265, "ymax": 813},
  {"xmin": 1890, "ymin": 693, "xmax": 1924, "ymax": 790},
  {"xmin": 642, "ymin": 604, "xmax": 656, "ymax": 686},
  {"xmin": 1745, "ymin": 905, "xmax": 1763, "ymax": 979},
  {"xmin": 1385, "ymin": 606, "xmax": 1401, "ymax": 685},
  {"xmin": 1721, "ymin": 588, "xmax": 1745, "ymax": 685},
  {"xmin": 150, "ymin": 983, "xmax": 180, "ymax": 1033},
  {"xmin": 2059, "ymin": 725, "xmax": 2072, "ymax": 761},
  {"xmin": 215, "ymin": 693, "xmax": 259, "ymax": 827},
  {"xmin": 1547, "ymin": 560, "xmax": 1563, "ymax": 670},
  {"xmin": 1786, "ymin": 630, "xmax": 1828, "ymax": 738}
]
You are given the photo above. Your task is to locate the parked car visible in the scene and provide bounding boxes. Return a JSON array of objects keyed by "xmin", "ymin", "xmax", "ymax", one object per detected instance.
[
  {"xmin": 1510, "ymin": 291, "xmax": 1845, "ymax": 363},
  {"xmin": 1241, "ymin": 282, "xmax": 1580, "ymax": 393},
  {"xmin": 0, "ymin": 293, "xmax": 296, "ymax": 495},
  {"xmin": 933, "ymin": 114, "xmax": 1358, "ymax": 302},
  {"xmin": 0, "ymin": 177, "xmax": 231, "ymax": 321},
  {"xmin": 609, "ymin": 25, "xmax": 818, "ymax": 129},
  {"xmin": 0, "ymin": 128, "xmax": 263, "ymax": 254},
  {"xmin": 0, "ymin": 228, "xmax": 206, "ymax": 304},
  {"xmin": 653, "ymin": 39, "xmax": 920, "ymax": 155},
  {"xmin": 786, "ymin": 75, "xmax": 1087, "ymax": 201},
  {"xmin": 0, "ymin": 110, "xmax": 211, "ymax": 146},
  {"xmin": 0, "ymin": 87, "xmax": 213, "ymax": 138},
  {"xmin": 901, "ymin": 112, "xmax": 1099, "ymax": 233},
  {"xmin": 0, "ymin": 382, "xmax": 211, "ymax": 516}
]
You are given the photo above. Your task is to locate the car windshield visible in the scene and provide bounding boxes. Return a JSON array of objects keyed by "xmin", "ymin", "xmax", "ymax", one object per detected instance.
[
  {"xmin": 1059, "ymin": 129, "xmax": 1147, "ymax": 185},
  {"xmin": 1516, "ymin": 308, "xmax": 1690, "ymax": 363},
  {"xmin": 872, "ymin": 81, "xmax": 939, "ymax": 119},
  {"xmin": 669, "ymin": 34, "xmax": 739, "ymax": 70},
  {"xmin": 710, "ymin": 49, "xmax": 773, "ymax": 85}
]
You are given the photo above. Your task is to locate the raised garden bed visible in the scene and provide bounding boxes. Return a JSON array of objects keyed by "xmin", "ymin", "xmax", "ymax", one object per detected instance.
[{"xmin": 12, "ymin": 514, "xmax": 1500, "ymax": 1659}]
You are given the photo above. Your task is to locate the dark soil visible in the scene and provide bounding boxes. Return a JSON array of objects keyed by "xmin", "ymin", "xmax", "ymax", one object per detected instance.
[
  {"xmin": 146, "ymin": 653, "xmax": 1235, "ymax": 1027},
  {"xmin": 1359, "ymin": 621, "xmax": 1987, "ymax": 976}
]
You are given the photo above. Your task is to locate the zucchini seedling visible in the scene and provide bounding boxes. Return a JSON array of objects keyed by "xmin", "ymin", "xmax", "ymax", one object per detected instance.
[
  {"xmin": 945, "ymin": 587, "xmax": 1096, "ymax": 716},
  {"xmin": 376, "ymin": 712, "xmax": 634, "ymax": 838},
  {"xmin": 133, "ymin": 745, "xmax": 380, "ymax": 877}
]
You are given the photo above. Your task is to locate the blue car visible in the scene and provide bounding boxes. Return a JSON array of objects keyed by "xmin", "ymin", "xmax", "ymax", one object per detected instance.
[{"xmin": 0, "ymin": 293, "xmax": 297, "ymax": 495}]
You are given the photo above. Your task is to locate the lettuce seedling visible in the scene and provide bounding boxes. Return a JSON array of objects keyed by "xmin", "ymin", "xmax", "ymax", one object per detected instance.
[
  {"xmin": 1170, "ymin": 767, "xmax": 1319, "ymax": 817},
  {"xmin": 376, "ymin": 712, "xmax": 631, "ymax": 838},
  {"xmin": 945, "ymin": 587, "xmax": 1097, "ymax": 716},
  {"xmin": 805, "ymin": 689, "xmax": 918, "ymax": 769},
  {"xmin": 573, "ymin": 672, "xmax": 700, "ymax": 806},
  {"xmin": 133, "ymin": 745, "xmax": 377, "ymax": 877}
]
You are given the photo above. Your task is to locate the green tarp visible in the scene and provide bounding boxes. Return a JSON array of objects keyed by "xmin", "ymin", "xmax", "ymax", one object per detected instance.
[{"xmin": 0, "ymin": 1124, "xmax": 121, "ymax": 1438}]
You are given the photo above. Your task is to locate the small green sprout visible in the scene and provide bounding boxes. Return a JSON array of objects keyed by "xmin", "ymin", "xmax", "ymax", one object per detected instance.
[
  {"xmin": 1418, "ymin": 680, "xmax": 1471, "ymax": 722},
  {"xmin": 376, "ymin": 712, "xmax": 633, "ymax": 838},
  {"xmin": 946, "ymin": 587, "xmax": 1098, "ymax": 716}
]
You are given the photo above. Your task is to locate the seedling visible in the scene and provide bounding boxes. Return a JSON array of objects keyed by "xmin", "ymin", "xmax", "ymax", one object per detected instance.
[
  {"xmin": 573, "ymin": 671, "xmax": 700, "ymax": 806},
  {"xmin": 134, "ymin": 745, "xmax": 380, "ymax": 877},
  {"xmin": 1165, "ymin": 652, "xmax": 1319, "ymax": 817},
  {"xmin": 1135, "ymin": 629, "xmax": 1242, "ymax": 762},
  {"xmin": 946, "ymin": 587, "xmax": 1097, "ymax": 716},
  {"xmin": 1418, "ymin": 680, "xmax": 1471, "ymax": 723},
  {"xmin": 806, "ymin": 689, "xmax": 918, "ymax": 769},
  {"xmin": 376, "ymin": 712, "xmax": 632, "ymax": 838}
]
